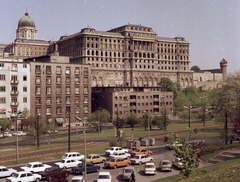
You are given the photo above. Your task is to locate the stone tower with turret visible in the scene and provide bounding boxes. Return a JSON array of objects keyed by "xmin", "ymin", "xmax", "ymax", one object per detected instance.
[{"xmin": 220, "ymin": 58, "xmax": 227, "ymax": 80}]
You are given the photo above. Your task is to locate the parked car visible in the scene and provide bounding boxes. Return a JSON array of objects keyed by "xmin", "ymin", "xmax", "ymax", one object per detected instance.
[
  {"xmin": 0, "ymin": 166, "xmax": 17, "ymax": 178},
  {"xmin": 55, "ymin": 159, "xmax": 82, "ymax": 169},
  {"xmin": 166, "ymin": 141, "xmax": 182, "ymax": 150},
  {"xmin": 104, "ymin": 157, "xmax": 131, "ymax": 169},
  {"xmin": 122, "ymin": 166, "xmax": 135, "ymax": 181},
  {"xmin": 110, "ymin": 151, "xmax": 131, "ymax": 159},
  {"xmin": 12, "ymin": 131, "xmax": 27, "ymax": 136},
  {"xmin": 130, "ymin": 147, "xmax": 152, "ymax": 157},
  {"xmin": 72, "ymin": 162, "xmax": 100, "ymax": 174},
  {"xmin": 20, "ymin": 162, "xmax": 51, "ymax": 173},
  {"xmin": 172, "ymin": 158, "xmax": 184, "ymax": 169},
  {"xmin": 85, "ymin": 154, "xmax": 106, "ymax": 164},
  {"xmin": 130, "ymin": 154, "xmax": 153, "ymax": 165},
  {"xmin": 105, "ymin": 146, "xmax": 128, "ymax": 156},
  {"xmin": 144, "ymin": 162, "xmax": 156, "ymax": 175},
  {"xmin": 6, "ymin": 171, "xmax": 41, "ymax": 182},
  {"xmin": 62, "ymin": 152, "xmax": 85, "ymax": 161},
  {"xmin": 97, "ymin": 171, "xmax": 112, "ymax": 182},
  {"xmin": 159, "ymin": 160, "xmax": 172, "ymax": 171},
  {"xmin": 3, "ymin": 132, "xmax": 12, "ymax": 137},
  {"xmin": 71, "ymin": 176, "xmax": 85, "ymax": 182},
  {"xmin": 38, "ymin": 166, "xmax": 69, "ymax": 181}
]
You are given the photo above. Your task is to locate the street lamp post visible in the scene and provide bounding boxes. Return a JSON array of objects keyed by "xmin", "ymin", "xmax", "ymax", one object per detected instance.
[
  {"xmin": 66, "ymin": 106, "xmax": 71, "ymax": 152},
  {"xmin": 36, "ymin": 114, "xmax": 40, "ymax": 149},
  {"xmin": 9, "ymin": 110, "xmax": 22, "ymax": 163}
]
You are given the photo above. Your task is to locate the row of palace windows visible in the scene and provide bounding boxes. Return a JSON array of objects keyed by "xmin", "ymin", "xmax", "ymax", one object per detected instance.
[
  {"xmin": 35, "ymin": 96, "xmax": 89, "ymax": 105},
  {"xmin": 35, "ymin": 86, "xmax": 89, "ymax": 95}
]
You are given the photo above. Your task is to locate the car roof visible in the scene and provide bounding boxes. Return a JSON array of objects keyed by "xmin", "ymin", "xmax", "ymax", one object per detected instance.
[
  {"xmin": 27, "ymin": 162, "xmax": 42, "ymax": 165},
  {"xmin": 161, "ymin": 160, "xmax": 171, "ymax": 163},
  {"xmin": 99, "ymin": 171, "xmax": 110, "ymax": 175},
  {"xmin": 72, "ymin": 176, "xmax": 84, "ymax": 180},
  {"xmin": 145, "ymin": 162, "xmax": 155, "ymax": 165},
  {"xmin": 64, "ymin": 152, "xmax": 80, "ymax": 154},
  {"xmin": 0, "ymin": 166, "xmax": 7, "ymax": 168},
  {"xmin": 123, "ymin": 166, "xmax": 135, "ymax": 170},
  {"xmin": 134, "ymin": 154, "xmax": 147, "ymax": 156}
]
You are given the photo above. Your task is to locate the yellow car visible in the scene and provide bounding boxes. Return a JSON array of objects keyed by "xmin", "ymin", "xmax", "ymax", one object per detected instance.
[{"xmin": 85, "ymin": 154, "xmax": 106, "ymax": 164}]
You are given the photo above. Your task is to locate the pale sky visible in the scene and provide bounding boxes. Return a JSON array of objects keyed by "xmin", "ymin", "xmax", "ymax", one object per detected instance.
[{"xmin": 1, "ymin": 0, "xmax": 239, "ymax": 73}]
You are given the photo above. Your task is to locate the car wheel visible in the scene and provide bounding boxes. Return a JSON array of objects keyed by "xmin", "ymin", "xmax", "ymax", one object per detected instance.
[{"xmin": 35, "ymin": 178, "xmax": 40, "ymax": 182}]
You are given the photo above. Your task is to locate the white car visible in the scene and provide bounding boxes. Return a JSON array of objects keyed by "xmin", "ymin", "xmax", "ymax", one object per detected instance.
[
  {"xmin": 62, "ymin": 152, "xmax": 84, "ymax": 161},
  {"xmin": 159, "ymin": 160, "xmax": 172, "ymax": 171},
  {"xmin": 144, "ymin": 162, "xmax": 156, "ymax": 175},
  {"xmin": 20, "ymin": 162, "xmax": 51, "ymax": 173},
  {"xmin": 71, "ymin": 176, "xmax": 85, "ymax": 182},
  {"xmin": 109, "ymin": 152, "xmax": 131, "ymax": 159},
  {"xmin": 172, "ymin": 158, "xmax": 184, "ymax": 169},
  {"xmin": 6, "ymin": 171, "xmax": 41, "ymax": 182},
  {"xmin": 105, "ymin": 146, "xmax": 128, "ymax": 156},
  {"xmin": 97, "ymin": 171, "xmax": 112, "ymax": 182},
  {"xmin": 0, "ymin": 166, "xmax": 17, "ymax": 178},
  {"xmin": 12, "ymin": 131, "xmax": 27, "ymax": 136},
  {"xmin": 130, "ymin": 154, "xmax": 153, "ymax": 165},
  {"xmin": 3, "ymin": 132, "xmax": 12, "ymax": 137},
  {"xmin": 55, "ymin": 159, "xmax": 82, "ymax": 169}
]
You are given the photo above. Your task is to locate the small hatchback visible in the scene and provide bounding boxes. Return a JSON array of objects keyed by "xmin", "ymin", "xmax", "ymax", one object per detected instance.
[
  {"xmin": 144, "ymin": 162, "xmax": 156, "ymax": 175},
  {"xmin": 159, "ymin": 160, "xmax": 172, "ymax": 171}
]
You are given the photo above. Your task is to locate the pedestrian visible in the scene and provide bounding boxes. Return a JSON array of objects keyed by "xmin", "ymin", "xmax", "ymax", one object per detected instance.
[{"xmin": 130, "ymin": 171, "xmax": 136, "ymax": 182}]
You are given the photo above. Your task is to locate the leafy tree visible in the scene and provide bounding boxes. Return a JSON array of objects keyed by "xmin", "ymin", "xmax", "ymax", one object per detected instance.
[
  {"xmin": 171, "ymin": 130, "xmax": 204, "ymax": 178},
  {"xmin": 86, "ymin": 109, "xmax": 110, "ymax": 132},
  {"xmin": 214, "ymin": 71, "xmax": 240, "ymax": 138},
  {"xmin": 190, "ymin": 65, "xmax": 201, "ymax": 72},
  {"xmin": 151, "ymin": 116, "xmax": 164, "ymax": 129},
  {"xmin": 141, "ymin": 112, "xmax": 151, "ymax": 131},
  {"xmin": 113, "ymin": 117, "xmax": 126, "ymax": 129},
  {"xmin": 159, "ymin": 77, "xmax": 178, "ymax": 99},
  {"xmin": 151, "ymin": 109, "xmax": 171, "ymax": 131},
  {"xmin": 126, "ymin": 112, "xmax": 139, "ymax": 128},
  {"xmin": 0, "ymin": 118, "xmax": 12, "ymax": 135}
]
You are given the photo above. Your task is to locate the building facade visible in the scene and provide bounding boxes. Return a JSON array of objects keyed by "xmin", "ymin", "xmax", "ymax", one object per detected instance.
[{"xmin": 51, "ymin": 24, "xmax": 193, "ymax": 89}]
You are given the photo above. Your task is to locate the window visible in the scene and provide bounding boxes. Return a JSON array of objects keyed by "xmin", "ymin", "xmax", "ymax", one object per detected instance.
[
  {"xmin": 0, "ymin": 63, "xmax": 4, "ymax": 68},
  {"xmin": 46, "ymin": 77, "xmax": 51, "ymax": 84},
  {"xmin": 46, "ymin": 98, "xmax": 51, "ymax": 104},
  {"xmin": 0, "ymin": 87, "xmax": 5, "ymax": 92},
  {"xmin": 83, "ymin": 67, "xmax": 88, "ymax": 74},
  {"xmin": 46, "ymin": 107, "xmax": 51, "ymax": 115},
  {"xmin": 75, "ymin": 67, "xmax": 80, "ymax": 74},
  {"xmin": 23, "ymin": 64, "xmax": 27, "ymax": 68},
  {"xmin": 0, "ymin": 97, "xmax": 6, "ymax": 103},
  {"xmin": 75, "ymin": 96, "xmax": 79, "ymax": 103},
  {"xmin": 11, "ymin": 63, "xmax": 17, "ymax": 70},
  {"xmin": 56, "ymin": 66, "xmax": 61, "ymax": 74},
  {"xmin": 11, "ymin": 75, "xmax": 17, "ymax": 81},
  {"xmin": 11, "ymin": 86, "xmax": 17, "ymax": 92},
  {"xmin": 46, "ymin": 66, "xmax": 51, "ymax": 74},
  {"xmin": 83, "ymin": 87, "xmax": 88, "ymax": 94},
  {"xmin": 84, "ymin": 97, "xmax": 88, "ymax": 103},
  {"xmin": 35, "ymin": 98, "xmax": 41, "ymax": 104},
  {"xmin": 35, "ymin": 65, "xmax": 41, "ymax": 73},
  {"xmin": 66, "ymin": 77, "xmax": 71, "ymax": 84},
  {"xmin": 46, "ymin": 87, "xmax": 51, "ymax": 94},
  {"xmin": 56, "ymin": 107, "xmax": 62, "ymax": 114},
  {"xmin": 23, "ymin": 76, "xmax": 27, "ymax": 81},
  {"xmin": 66, "ymin": 86, "xmax": 71, "ymax": 94},
  {"xmin": 0, "ymin": 74, "xmax": 5, "ymax": 80},
  {"xmin": 35, "ymin": 77, "xmax": 41, "ymax": 84},
  {"xmin": 83, "ymin": 77, "xmax": 88, "ymax": 84},
  {"xmin": 84, "ymin": 106, "xmax": 88, "ymax": 113},
  {"xmin": 75, "ymin": 86, "xmax": 79, "ymax": 94},
  {"xmin": 56, "ymin": 87, "xmax": 61, "ymax": 94},
  {"xmin": 23, "ymin": 87, "xmax": 27, "ymax": 92},
  {"xmin": 75, "ymin": 77, "xmax": 80, "ymax": 84},
  {"xmin": 66, "ymin": 96, "xmax": 70, "ymax": 104},
  {"xmin": 36, "ymin": 107, "xmax": 41, "ymax": 115},
  {"xmin": 56, "ymin": 76, "xmax": 61, "ymax": 84},
  {"xmin": 23, "ymin": 97, "xmax": 27, "ymax": 103},
  {"xmin": 36, "ymin": 87, "xmax": 41, "ymax": 95},
  {"xmin": 66, "ymin": 67, "xmax": 70, "ymax": 74},
  {"xmin": 56, "ymin": 97, "xmax": 61, "ymax": 104}
]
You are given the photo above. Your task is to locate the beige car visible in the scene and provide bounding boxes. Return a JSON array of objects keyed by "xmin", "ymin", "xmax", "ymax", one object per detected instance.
[
  {"xmin": 85, "ymin": 154, "xmax": 106, "ymax": 164},
  {"xmin": 159, "ymin": 160, "xmax": 172, "ymax": 171},
  {"xmin": 122, "ymin": 166, "xmax": 135, "ymax": 180}
]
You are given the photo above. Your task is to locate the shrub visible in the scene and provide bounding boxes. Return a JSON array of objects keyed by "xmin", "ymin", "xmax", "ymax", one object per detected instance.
[{"xmin": 109, "ymin": 140, "xmax": 117, "ymax": 147}]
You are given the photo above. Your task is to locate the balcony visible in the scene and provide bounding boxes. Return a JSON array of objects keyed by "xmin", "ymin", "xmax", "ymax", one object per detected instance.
[
  {"xmin": 46, "ymin": 70, "xmax": 52, "ymax": 74},
  {"xmin": 56, "ymin": 71, "xmax": 62, "ymax": 74},
  {"xmin": 10, "ymin": 80, "xmax": 19, "ymax": 84},
  {"xmin": 75, "ymin": 71, "xmax": 80, "ymax": 75},
  {"xmin": 66, "ymin": 70, "xmax": 71, "ymax": 74},
  {"xmin": 11, "ymin": 91, "xmax": 19, "ymax": 95},
  {"xmin": 11, "ymin": 102, "xmax": 19, "ymax": 106},
  {"xmin": 46, "ymin": 113, "xmax": 52, "ymax": 116}
]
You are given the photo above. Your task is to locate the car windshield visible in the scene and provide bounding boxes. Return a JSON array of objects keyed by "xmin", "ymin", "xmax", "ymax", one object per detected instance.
[
  {"xmin": 26, "ymin": 164, "xmax": 32, "ymax": 167},
  {"xmin": 12, "ymin": 173, "xmax": 19, "ymax": 178},
  {"xmin": 124, "ymin": 169, "xmax": 133, "ymax": 173},
  {"xmin": 162, "ymin": 161, "xmax": 170, "ymax": 165},
  {"xmin": 86, "ymin": 155, "xmax": 92, "ymax": 159},
  {"xmin": 60, "ymin": 160, "xmax": 65, "ymax": 163},
  {"xmin": 133, "ymin": 156, "xmax": 139, "ymax": 159},
  {"xmin": 146, "ymin": 165, "xmax": 155, "ymax": 168},
  {"xmin": 109, "ymin": 158, "xmax": 115, "ymax": 162},
  {"xmin": 63, "ymin": 154, "xmax": 68, "ymax": 157},
  {"xmin": 98, "ymin": 175, "xmax": 110, "ymax": 179},
  {"xmin": 109, "ymin": 148, "xmax": 114, "ymax": 151}
]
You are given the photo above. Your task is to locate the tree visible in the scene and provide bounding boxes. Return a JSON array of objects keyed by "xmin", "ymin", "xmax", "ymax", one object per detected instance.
[
  {"xmin": 151, "ymin": 116, "xmax": 164, "ymax": 129},
  {"xmin": 214, "ymin": 71, "xmax": 240, "ymax": 138},
  {"xmin": 126, "ymin": 112, "xmax": 139, "ymax": 128},
  {"xmin": 86, "ymin": 109, "xmax": 110, "ymax": 132},
  {"xmin": 0, "ymin": 118, "xmax": 12, "ymax": 135},
  {"xmin": 141, "ymin": 113, "xmax": 151, "ymax": 131},
  {"xmin": 190, "ymin": 65, "xmax": 201, "ymax": 72},
  {"xmin": 171, "ymin": 130, "xmax": 204, "ymax": 178},
  {"xmin": 159, "ymin": 77, "xmax": 178, "ymax": 99}
]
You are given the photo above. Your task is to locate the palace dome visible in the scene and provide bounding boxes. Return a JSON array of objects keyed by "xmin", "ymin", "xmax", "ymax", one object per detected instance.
[{"xmin": 18, "ymin": 12, "xmax": 35, "ymax": 28}]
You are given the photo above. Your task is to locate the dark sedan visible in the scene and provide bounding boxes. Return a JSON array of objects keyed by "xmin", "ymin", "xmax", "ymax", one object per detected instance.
[
  {"xmin": 71, "ymin": 162, "xmax": 100, "ymax": 175},
  {"xmin": 39, "ymin": 166, "xmax": 69, "ymax": 181}
]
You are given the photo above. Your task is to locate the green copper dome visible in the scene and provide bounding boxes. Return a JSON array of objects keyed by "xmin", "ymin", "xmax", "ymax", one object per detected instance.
[{"xmin": 18, "ymin": 12, "xmax": 35, "ymax": 28}]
